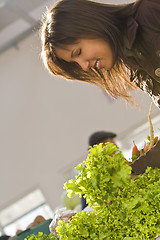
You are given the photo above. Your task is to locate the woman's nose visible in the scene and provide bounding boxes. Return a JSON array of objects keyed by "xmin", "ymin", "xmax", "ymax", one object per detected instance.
[{"xmin": 76, "ymin": 59, "xmax": 90, "ymax": 71}]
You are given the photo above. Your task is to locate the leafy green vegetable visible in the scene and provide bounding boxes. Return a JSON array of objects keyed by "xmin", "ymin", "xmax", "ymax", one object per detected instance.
[
  {"xmin": 25, "ymin": 232, "xmax": 59, "ymax": 240},
  {"xmin": 56, "ymin": 143, "xmax": 160, "ymax": 239},
  {"xmin": 56, "ymin": 211, "xmax": 99, "ymax": 240},
  {"xmin": 64, "ymin": 143, "xmax": 131, "ymax": 207}
]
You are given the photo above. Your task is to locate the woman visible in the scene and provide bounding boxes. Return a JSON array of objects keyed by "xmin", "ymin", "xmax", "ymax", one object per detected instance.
[{"xmin": 41, "ymin": 0, "xmax": 160, "ymax": 108}]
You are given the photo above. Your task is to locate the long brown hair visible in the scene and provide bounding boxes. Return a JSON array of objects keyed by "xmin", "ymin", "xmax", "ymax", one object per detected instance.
[{"xmin": 41, "ymin": 0, "xmax": 140, "ymax": 103}]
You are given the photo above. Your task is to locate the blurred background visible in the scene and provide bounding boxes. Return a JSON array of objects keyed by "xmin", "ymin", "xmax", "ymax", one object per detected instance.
[{"xmin": 0, "ymin": 0, "xmax": 160, "ymax": 237}]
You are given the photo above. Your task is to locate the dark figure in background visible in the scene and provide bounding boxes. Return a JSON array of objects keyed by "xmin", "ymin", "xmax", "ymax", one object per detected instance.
[
  {"xmin": 82, "ymin": 131, "xmax": 117, "ymax": 210},
  {"xmin": 41, "ymin": 0, "xmax": 160, "ymax": 108},
  {"xmin": 0, "ymin": 236, "xmax": 10, "ymax": 240}
]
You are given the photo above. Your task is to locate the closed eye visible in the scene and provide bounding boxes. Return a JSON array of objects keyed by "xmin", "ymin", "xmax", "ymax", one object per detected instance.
[
  {"xmin": 77, "ymin": 49, "xmax": 81, "ymax": 57},
  {"xmin": 71, "ymin": 48, "xmax": 81, "ymax": 59}
]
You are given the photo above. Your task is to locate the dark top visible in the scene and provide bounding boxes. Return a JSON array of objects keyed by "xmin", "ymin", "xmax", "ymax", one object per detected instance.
[{"xmin": 125, "ymin": 0, "xmax": 160, "ymax": 108}]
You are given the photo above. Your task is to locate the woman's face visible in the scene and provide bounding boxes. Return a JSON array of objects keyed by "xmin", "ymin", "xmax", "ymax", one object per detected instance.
[{"xmin": 55, "ymin": 38, "xmax": 114, "ymax": 71}]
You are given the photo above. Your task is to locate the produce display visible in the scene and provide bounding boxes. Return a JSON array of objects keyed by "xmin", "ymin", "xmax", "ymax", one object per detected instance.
[{"xmin": 52, "ymin": 143, "xmax": 160, "ymax": 239}]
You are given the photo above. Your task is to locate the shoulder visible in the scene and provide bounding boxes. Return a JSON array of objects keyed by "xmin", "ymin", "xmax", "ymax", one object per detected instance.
[
  {"xmin": 135, "ymin": 0, "xmax": 160, "ymax": 28},
  {"xmin": 135, "ymin": 0, "xmax": 160, "ymax": 12}
]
